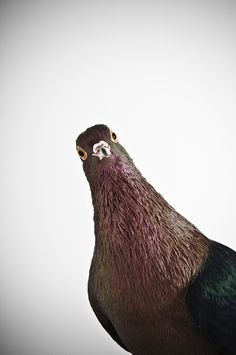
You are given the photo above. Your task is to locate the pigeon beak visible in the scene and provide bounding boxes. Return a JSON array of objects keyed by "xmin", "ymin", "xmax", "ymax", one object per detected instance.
[{"xmin": 92, "ymin": 140, "xmax": 112, "ymax": 160}]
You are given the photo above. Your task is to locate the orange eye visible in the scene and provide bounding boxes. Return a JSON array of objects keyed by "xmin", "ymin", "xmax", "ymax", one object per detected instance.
[
  {"xmin": 76, "ymin": 146, "xmax": 88, "ymax": 161},
  {"xmin": 110, "ymin": 129, "xmax": 118, "ymax": 143}
]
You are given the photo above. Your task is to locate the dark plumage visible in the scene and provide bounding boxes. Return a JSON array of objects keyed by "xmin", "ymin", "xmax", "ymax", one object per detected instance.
[{"xmin": 76, "ymin": 124, "xmax": 236, "ymax": 355}]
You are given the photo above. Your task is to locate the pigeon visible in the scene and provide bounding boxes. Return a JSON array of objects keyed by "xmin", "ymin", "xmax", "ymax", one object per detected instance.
[{"xmin": 76, "ymin": 124, "xmax": 236, "ymax": 355}]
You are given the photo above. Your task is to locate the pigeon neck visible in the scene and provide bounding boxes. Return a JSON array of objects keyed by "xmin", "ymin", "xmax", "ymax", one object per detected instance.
[{"xmin": 90, "ymin": 163, "xmax": 170, "ymax": 244}]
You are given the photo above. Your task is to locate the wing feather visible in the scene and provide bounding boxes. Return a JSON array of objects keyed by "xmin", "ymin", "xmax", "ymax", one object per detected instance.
[{"xmin": 186, "ymin": 242, "xmax": 236, "ymax": 354}]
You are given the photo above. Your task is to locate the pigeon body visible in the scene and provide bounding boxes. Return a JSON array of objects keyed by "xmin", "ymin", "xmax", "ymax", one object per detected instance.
[{"xmin": 76, "ymin": 124, "xmax": 236, "ymax": 355}]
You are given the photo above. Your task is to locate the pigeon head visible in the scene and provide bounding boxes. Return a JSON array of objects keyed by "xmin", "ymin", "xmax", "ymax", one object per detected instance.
[{"xmin": 76, "ymin": 124, "xmax": 134, "ymax": 185}]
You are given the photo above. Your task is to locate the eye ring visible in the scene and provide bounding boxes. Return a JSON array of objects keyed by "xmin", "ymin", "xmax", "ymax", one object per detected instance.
[
  {"xmin": 76, "ymin": 146, "xmax": 88, "ymax": 161},
  {"xmin": 110, "ymin": 129, "xmax": 118, "ymax": 143}
]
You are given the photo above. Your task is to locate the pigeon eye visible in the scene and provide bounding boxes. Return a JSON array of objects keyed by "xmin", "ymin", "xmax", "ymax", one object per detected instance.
[
  {"xmin": 76, "ymin": 146, "xmax": 88, "ymax": 161},
  {"xmin": 110, "ymin": 130, "xmax": 118, "ymax": 143}
]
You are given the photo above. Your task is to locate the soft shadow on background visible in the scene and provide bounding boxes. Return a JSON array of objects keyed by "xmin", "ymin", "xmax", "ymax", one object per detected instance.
[{"xmin": 1, "ymin": 0, "xmax": 236, "ymax": 354}]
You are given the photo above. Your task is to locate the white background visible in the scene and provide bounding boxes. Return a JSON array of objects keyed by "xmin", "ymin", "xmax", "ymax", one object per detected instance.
[{"xmin": 1, "ymin": 1, "xmax": 236, "ymax": 354}]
